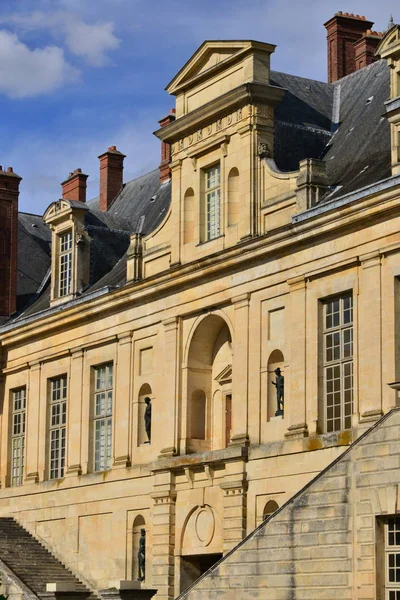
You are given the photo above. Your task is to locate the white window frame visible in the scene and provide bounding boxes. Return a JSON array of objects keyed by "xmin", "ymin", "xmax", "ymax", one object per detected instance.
[
  {"xmin": 93, "ymin": 363, "xmax": 113, "ymax": 472},
  {"xmin": 11, "ymin": 388, "xmax": 26, "ymax": 486},
  {"xmin": 59, "ymin": 231, "xmax": 72, "ymax": 297},
  {"xmin": 385, "ymin": 516, "xmax": 400, "ymax": 599},
  {"xmin": 49, "ymin": 376, "xmax": 67, "ymax": 479},
  {"xmin": 205, "ymin": 164, "xmax": 221, "ymax": 241},
  {"xmin": 322, "ymin": 292, "xmax": 353, "ymax": 433}
]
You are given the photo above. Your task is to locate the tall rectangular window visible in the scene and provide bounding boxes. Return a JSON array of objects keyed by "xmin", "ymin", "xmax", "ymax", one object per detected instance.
[
  {"xmin": 205, "ymin": 165, "xmax": 221, "ymax": 241},
  {"xmin": 49, "ymin": 376, "xmax": 67, "ymax": 479},
  {"xmin": 59, "ymin": 232, "xmax": 72, "ymax": 297},
  {"xmin": 93, "ymin": 364, "xmax": 113, "ymax": 472},
  {"xmin": 11, "ymin": 388, "xmax": 26, "ymax": 486},
  {"xmin": 323, "ymin": 293, "xmax": 353, "ymax": 432},
  {"xmin": 386, "ymin": 517, "xmax": 400, "ymax": 598}
]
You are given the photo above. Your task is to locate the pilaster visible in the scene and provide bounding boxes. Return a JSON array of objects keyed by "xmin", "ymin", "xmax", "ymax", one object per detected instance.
[
  {"xmin": 159, "ymin": 318, "xmax": 179, "ymax": 456},
  {"xmin": 25, "ymin": 361, "xmax": 41, "ymax": 483},
  {"xmin": 285, "ymin": 276, "xmax": 307, "ymax": 436},
  {"xmin": 65, "ymin": 349, "xmax": 84, "ymax": 477},
  {"xmin": 151, "ymin": 471, "xmax": 176, "ymax": 600},
  {"xmin": 114, "ymin": 332, "xmax": 133, "ymax": 467},
  {"xmin": 219, "ymin": 460, "xmax": 247, "ymax": 553},
  {"xmin": 231, "ymin": 294, "xmax": 250, "ymax": 442},
  {"xmin": 358, "ymin": 251, "xmax": 382, "ymax": 420}
]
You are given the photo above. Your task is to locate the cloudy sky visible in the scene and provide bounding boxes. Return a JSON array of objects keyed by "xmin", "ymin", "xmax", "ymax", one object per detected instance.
[{"xmin": 0, "ymin": 0, "xmax": 398, "ymax": 214}]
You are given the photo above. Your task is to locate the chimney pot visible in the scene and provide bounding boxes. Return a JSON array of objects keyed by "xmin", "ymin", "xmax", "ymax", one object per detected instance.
[{"xmin": 7, "ymin": 167, "xmax": 13, "ymax": 173}]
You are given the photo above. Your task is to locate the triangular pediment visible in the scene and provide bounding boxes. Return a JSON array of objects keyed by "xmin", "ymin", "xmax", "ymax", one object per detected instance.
[
  {"xmin": 166, "ymin": 40, "xmax": 275, "ymax": 96},
  {"xmin": 376, "ymin": 24, "xmax": 400, "ymax": 59},
  {"xmin": 215, "ymin": 364, "xmax": 232, "ymax": 384}
]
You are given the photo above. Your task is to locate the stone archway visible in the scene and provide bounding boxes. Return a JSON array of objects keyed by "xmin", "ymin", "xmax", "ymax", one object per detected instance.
[{"xmin": 186, "ymin": 315, "xmax": 232, "ymax": 452}]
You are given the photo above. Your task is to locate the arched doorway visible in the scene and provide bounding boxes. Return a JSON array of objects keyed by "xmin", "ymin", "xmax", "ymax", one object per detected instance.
[{"xmin": 186, "ymin": 315, "xmax": 232, "ymax": 452}]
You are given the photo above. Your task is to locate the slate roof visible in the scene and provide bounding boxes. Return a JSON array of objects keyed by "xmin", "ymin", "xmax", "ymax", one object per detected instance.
[{"xmin": 7, "ymin": 58, "xmax": 393, "ymax": 324}]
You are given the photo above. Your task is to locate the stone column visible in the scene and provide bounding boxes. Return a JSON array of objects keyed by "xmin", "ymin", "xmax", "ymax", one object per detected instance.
[
  {"xmin": 65, "ymin": 349, "xmax": 84, "ymax": 477},
  {"xmin": 358, "ymin": 251, "xmax": 382, "ymax": 421},
  {"xmin": 230, "ymin": 294, "xmax": 250, "ymax": 445},
  {"xmin": 285, "ymin": 276, "xmax": 308, "ymax": 439},
  {"xmin": 151, "ymin": 471, "xmax": 176, "ymax": 600},
  {"xmin": 25, "ymin": 360, "xmax": 41, "ymax": 483},
  {"xmin": 114, "ymin": 332, "xmax": 133, "ymax": 467},
  {"xmin": 219, "ymin": 460, "xmax": 247, "ymax": 554}
]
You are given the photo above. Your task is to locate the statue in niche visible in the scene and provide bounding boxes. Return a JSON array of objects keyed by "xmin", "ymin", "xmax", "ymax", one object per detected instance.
[
  {"xmin": 144, "ymin": 397, "xmax": 152, "ymax": 443},
  {"xmin": 272, "ymin": 367, "xmax": 284, "ymax": 416},
  {"xmin": 137, "ymin": 528, "xmax": 146, "ymax": 581}
]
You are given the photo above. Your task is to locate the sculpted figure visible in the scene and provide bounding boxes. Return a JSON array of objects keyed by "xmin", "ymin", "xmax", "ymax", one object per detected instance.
[
  {"xmin": 137, "ymin": 528, "xmax": 146, "ymax": 581},
  {"xmin": 144, "ymin": 397, "xmax": 152, "ymax": 443},
  {"xmin": 272, "ymin": 367, "xmax": 284, "ymax": 415}
]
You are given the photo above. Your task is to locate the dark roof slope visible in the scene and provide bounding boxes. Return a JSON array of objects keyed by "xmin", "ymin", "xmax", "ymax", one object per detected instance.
[
  {"xmin": 12, "ymin": 170, "xmax": 171, "ymax": 321},
  {"xmin": 322, "ymin": 59, "xmax": 391, "ymax": 200},
  {"xmin": 17, "ymin": 213, "xmax": 51, "ymax": 311}
]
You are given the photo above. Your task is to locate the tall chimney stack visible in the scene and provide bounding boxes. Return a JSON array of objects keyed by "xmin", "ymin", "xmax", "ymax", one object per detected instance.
[
  {"xmin": 353, "ymin": 31, "xmax": 383, "ymax": 71},
  {"xmin": 324, "ymin": 12, "xmax": 374, "ymax": 82},
  {"xmin": 61, "ymin": 168, "xmax": 88, "ymax": 202},
  {"xmin": 158, "ymin": 109, "xmax": 176, "ymax": 184},
  {"xmin": 98, "ymin": 146, "xmax": 126, "ymax": 212},
  {"xmin": 0, "ymin": 166, "xmax": 22, "ymax": 317}
]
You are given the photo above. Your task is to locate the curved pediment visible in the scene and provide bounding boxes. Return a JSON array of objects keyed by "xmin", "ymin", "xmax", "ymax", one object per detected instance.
[
  {"xmin": 376, "ymin": 24, "xmax": 400, "ymax": 59},
  {"xmin": 43, "ymin": 198, "xmax": 88, "ymax": 224}
]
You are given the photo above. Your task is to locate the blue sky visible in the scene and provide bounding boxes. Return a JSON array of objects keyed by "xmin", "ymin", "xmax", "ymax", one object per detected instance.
[{"xmin": 0, "ymin": 0, "xmax": 398, "ymax": 214}]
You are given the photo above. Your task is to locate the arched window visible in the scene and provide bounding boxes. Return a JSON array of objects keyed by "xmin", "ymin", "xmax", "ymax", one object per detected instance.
[
  {"xmin": 263, "ymin": 500, "xmax": 279, "ymax": 520},
  {"xmin": 138, "ymin": 383, "xmax": 152, "ymax": 446},
  {"xmin": 227, "ymin": 168, "xmax": 239, "ymax": 227},
  {"xmin": 184, "ymin": 188, "xmax": 195, "ymax": 244},
  {"xmin": 132, "ymin": 515, "xmax": 146, "ymax": 581}
]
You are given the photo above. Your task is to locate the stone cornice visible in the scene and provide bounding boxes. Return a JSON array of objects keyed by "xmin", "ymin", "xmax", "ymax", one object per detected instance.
[{"xmin": 154, "ymin": 82, "xmax": 284, "ymax": 143}]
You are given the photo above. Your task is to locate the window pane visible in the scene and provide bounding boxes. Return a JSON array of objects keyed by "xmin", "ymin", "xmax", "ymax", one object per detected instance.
[{"xmin": 93, "ymin": 364, "xmax": 113, "ymax": 472}]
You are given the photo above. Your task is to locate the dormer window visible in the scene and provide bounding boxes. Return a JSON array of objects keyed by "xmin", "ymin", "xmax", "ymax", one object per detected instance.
[
  {"xmin": 205, "ymin": 164, "xmax": 221, "ymax": 241},
  {"xmin": 59, "ymin": 231, "xmax": 73, "ymax": 297}
]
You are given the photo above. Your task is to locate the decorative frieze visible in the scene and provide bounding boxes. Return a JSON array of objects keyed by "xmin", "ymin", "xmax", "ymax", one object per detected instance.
[{"xmin": 170, "ymin": 107, "xmax": 245, "ymax": 156}]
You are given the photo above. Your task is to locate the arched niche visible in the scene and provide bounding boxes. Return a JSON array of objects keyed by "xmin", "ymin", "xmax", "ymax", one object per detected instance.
[
  {"xmin": 267, "ymin": 350, "xmax": 284, "ymax": 421},
  {"xmin": 132, "ymin": 515, "xmax": 146, "ymax": 581},
  {"xmin": 187, "ymin": 315, "xmax": 232, "ymax": 452},
  {"xmin": 263, "ymin": 500, "xmax": 279, "ymax": 520},
  {"xmin": 183, "ymin": 188, "xmax": 195, "ymax": 244},
  {"xmin": 138, "ymin": 383, "xmax": 152, "ymax": 445},
  {"xmin": 227, "ymin": 168, "xmax": 239, "ymax": 227}
]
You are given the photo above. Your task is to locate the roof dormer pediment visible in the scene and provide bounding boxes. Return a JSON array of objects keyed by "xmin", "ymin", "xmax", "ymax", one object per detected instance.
[
  {"xmin": 376, "ymin": 24, "xmax": 400, "ymax": 60},
  {"xmin": 43, "ymin": 198, "xmax": 88, "ymax": 226},
  {"xmin": 166, "ymin": 40, "xmax": 276, "ymax": 97}
]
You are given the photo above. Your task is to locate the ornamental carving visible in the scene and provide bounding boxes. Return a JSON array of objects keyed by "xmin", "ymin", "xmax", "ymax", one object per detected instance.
[
  {"xmin": 258, "ymin": 142, "xmax": 270, "ymax": 158},
  {"xmin": 172, "ymin": 108, "xmax": 246, "ymax": 154}
]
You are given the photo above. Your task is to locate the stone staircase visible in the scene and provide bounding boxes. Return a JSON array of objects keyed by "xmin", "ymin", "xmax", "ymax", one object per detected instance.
[{"xmin": 0, "ymin": 517, "xmax": 91, "ymax": 598}]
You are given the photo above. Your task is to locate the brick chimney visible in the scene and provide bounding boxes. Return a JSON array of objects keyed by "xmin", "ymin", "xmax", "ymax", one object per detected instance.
[
  {"xmin": 98, "ymin": 146, "xmax": 126, "ymax": 212},
  {"xmin": 61, "ymin": 168, "xmax": 88, "ymax": 202},
  {"xmin": 354, "ymin": 30, "xmax": 384, "ymax": 70},
  {"xmin": 158, "ymin": 109, "xmax": 176, "ymax": 184},
  {"xmin": 0, "ymin": 166, "xmax": 22, "ymax": 317},
  {"xmin": 324, "ymin": 12, "xmax": 374, "ymax": 82}
]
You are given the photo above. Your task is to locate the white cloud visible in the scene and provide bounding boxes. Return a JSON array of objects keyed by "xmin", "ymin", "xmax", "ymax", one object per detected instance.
[
  {"xmin": 0, "ymin": 10, "xmax": 120, "ymax": 67},
  {"xmin": 62, "ymin": 18, "xmax": 120, "ymax": 66},
  {"xmin": 0, "ymin": 30, "xmax": 77, "ymax": 98}
]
